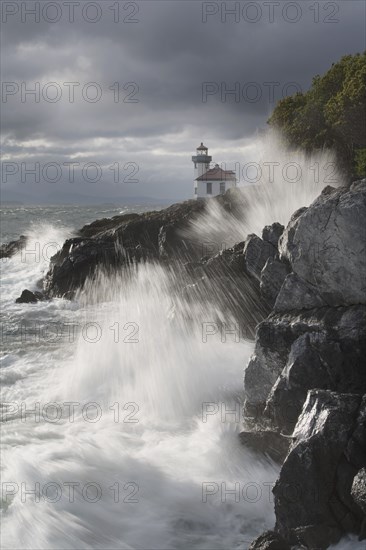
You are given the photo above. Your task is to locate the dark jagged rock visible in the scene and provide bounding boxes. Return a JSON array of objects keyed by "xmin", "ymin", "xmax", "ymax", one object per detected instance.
[
  {"xmin": 351, "ymin": 468, "xmax": 366, "ymax": 540},
  {"xmin": 0, "ymin": 235, "xmax": 27, "ymax": 258},
  {"xmin": 260, "ymin": 257, "xmax": 290, "ymax": 307},
  {"xmin": 245, "ymin": 181, "xmax": 366, "ymax": 549},
  {"xmin": 261, "ymin": 222, "xmax": 284, "ymax": 248},
  {"xmin": 43, "ymin": 236, "xmax": 132, "ymax": 298},
  {"xmin": 273, "ymin": 391, "xmax": 365, "ymax": 548},
  {"xmin": 238, "ymin": 430, "xmax": 290, "ymax": 463},
  {"xmin": 243, "ymin": 234, "xmax": 276, "ymax": 281},
  {"xmin": 244, "ymin": 305, "xmax": 366, "ymax": 433},
  {"xmin": 79, "ymin": 213, "xmax": 140, "ymax": 238},
  {"xmin": 264, "ymin": 332, "xmax": 340, "ymax": 434},
  {"xmin": 346, "ymin": 396, "xmax": 366, "ymax": 470},
  {"xmin": 273, "ymin": 272, "xmax": 327, "ymax": 312},
  {"xmin": 15, "ymin": 289, "xmax": 44, "ymax": 303},
  {"xmin": 279, "ymin": 182, "xmax": 366, "ymax": 306},
  {"xmin": 203, "ymin": 241, "xmax": 245, "ymax": 275},
  {"xmin": 43, "ymin": 200, "xmax": 206, "ymax": 298},
  {"xmin": 248, "ymin": 530, "xmax": 291, "ymax": 550}
]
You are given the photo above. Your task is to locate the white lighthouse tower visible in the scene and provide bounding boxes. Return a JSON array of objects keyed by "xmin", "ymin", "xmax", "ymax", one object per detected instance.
[
  {"xmin": 192, "ymin": 142, "xmax": 237, "ymax": 199},
  {"xmin": 192, "ymin": 143, "xmax": 212, "ymax": 197}
]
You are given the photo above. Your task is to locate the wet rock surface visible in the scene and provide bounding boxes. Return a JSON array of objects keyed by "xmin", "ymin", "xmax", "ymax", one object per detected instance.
[
  {"xmin": 261, "ymin": 222, "xmax": 284, "ymax": 248},
  {"xmin": 0, "ymin": 235, "xmax": 27, "ymax": 258},
  {"xmin": 273, "ymin": 272, "xmax": 327, "ymax": 312},
  {"xmin": 279, "ymin": 180, "xmax": 366, "ymax": 306},
  {"xmin": 238, "ymin": 430, "xmax": 290, "ymax": 463},
  {"xmin": 15, "ymin": 289, "xmax": 44, "ymax": 303},
  {"xmin": 273, "ymin": 391, "xmax": 365, "ymax": 548},
  {"xmin": 248, "ymin": 530, "xmax": 291, "ymax": 550},
  {"xmin": 243, "ymin": 234, "xmax": 277, "ymax": 281},
  {"xmin": 243, "ymin": 180, "xmax": 366, "ymax": 549},
  {"xmin": 260, "ymin": 257, "xmax": 290, "ymax": 308},
  {"xmin": 43, "ymin": 199, "xmax": 206, "ymax": 298},
  {"xmin": 351, "ymin": 468, "xmax": 366, "ymax": 515}
]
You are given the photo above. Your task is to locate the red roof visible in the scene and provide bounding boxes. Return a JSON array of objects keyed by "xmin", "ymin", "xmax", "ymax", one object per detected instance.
[{"xmin": 196, "ymin": 165, "xmax": 236, "ymax": 181}]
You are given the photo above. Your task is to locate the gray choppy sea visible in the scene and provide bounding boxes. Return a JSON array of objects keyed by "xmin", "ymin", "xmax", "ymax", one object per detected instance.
[{"xmin": 0, "ymin": 203, "xmax": 164, "ymax": 244}]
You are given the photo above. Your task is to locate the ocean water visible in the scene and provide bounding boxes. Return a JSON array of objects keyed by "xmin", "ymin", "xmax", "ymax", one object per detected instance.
[
  {"xmin": 0, "ymin": 204, "xmax": 164, "ymax": 244},
  {"xmin": 1, "ymin": 140, "xmax": 363, "ymax": 549}
]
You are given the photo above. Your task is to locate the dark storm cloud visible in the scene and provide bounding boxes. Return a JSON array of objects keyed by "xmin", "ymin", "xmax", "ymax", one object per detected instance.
[{"xmin": 1, "ymin": 0, "xmax": 365, "ymax": 202}]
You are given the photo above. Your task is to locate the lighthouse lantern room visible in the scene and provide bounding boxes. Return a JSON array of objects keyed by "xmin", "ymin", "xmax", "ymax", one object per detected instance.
[{"xmin": 192, "ymin": 142, "xmax": 212, "ymax": 182}]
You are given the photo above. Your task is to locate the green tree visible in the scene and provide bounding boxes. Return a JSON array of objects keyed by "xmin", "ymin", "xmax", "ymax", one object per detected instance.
[{"xmin": 268, "ymin": 53, "xmax": 366, "ymax": 178}]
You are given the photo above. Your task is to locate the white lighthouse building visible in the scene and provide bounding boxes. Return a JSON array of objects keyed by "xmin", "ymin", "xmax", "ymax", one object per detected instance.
[{"xmin": 192, "ymin": 143, "xmax": 236, "ymax": 199}]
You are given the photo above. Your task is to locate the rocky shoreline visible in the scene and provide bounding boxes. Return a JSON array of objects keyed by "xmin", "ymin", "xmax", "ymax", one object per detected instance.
[
  {"xmin": 246, "ymin": 179, "xmax": 366, "ymax": 549},
  {"xmin": 6, "ymin": 180, "xmax": 366, "ymax": 549}
]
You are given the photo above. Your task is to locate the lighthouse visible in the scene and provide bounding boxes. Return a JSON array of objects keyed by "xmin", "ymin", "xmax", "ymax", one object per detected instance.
[
  {"xmin": 192, "ymin": 142, "xmax": 212, "ymax": 183},
  {"xmin": 192, "ymin": 142, "xmax": 237, "ymax": 199}
]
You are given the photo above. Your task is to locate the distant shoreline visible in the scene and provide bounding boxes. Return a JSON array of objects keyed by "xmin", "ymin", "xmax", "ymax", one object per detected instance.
[{"xmin": 0, "ymin": 198, "xmax": 181, "ymax": 207}]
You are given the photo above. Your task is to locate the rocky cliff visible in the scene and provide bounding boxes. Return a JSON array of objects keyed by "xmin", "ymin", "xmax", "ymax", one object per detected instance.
[{"xmin": 246, "ymin": 179, "xmax": 366, "ymax": 549}]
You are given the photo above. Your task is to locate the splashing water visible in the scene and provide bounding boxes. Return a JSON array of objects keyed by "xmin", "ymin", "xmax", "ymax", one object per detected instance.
[
  {"xmin": 1, "ymin": 259, "xmax": 278, "ymax": 549},
  {"xmin": 185, "ymin": 131, "xmax": 341, "ymax": 249},
  {"xmin": 1, "ymin": 223, "xmax": 72, "ymax": 304}
]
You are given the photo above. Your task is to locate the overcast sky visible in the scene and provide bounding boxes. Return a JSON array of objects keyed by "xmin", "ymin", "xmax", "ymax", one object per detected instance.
[{"xmin": 1, "ymin": 0, "xmax": 365, "ymax": 204}]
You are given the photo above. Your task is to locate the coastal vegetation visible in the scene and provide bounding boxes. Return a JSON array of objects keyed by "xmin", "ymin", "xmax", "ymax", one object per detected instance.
[{"xmin": 268, "ymin": 52, "xmax": 366, "ymax": 178}]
